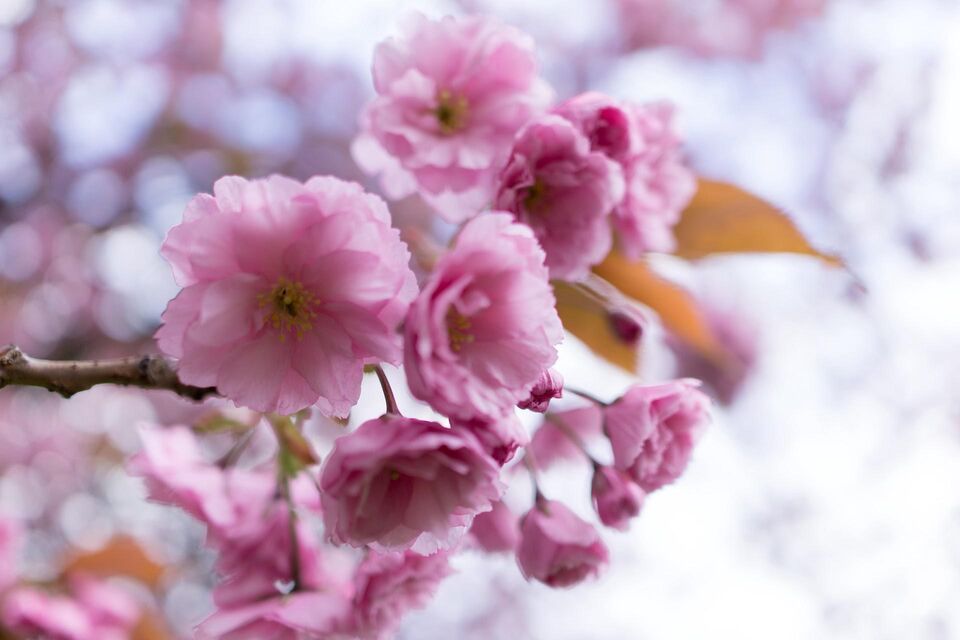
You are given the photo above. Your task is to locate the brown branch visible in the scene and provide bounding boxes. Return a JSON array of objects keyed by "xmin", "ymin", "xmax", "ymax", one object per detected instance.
[{"xmin": 0, "ymin": 345, "xmax": 218, "ymax": 401}]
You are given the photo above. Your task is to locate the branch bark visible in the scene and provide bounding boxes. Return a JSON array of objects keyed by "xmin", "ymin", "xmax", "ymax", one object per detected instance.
[{"xmin": 0, "ymin": 345, "xmax": 218, "ymax": 401}]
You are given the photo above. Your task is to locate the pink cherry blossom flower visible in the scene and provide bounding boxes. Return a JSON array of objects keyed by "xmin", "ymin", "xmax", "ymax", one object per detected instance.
[
  {"xmin": 552, "ymin": 92, "xmax": 640, "ymax": 162},
  {"xmin": 2, "ymin": 578, "xmax": 140, "ymax": 640},
  {"xmin": 352, "ymin": 13, "xmax": 552, "ymax": 222},
  {"xmin": 196, "ymin": 591, "xmax": 352, "ymax": 640},
  {"xmin": 516, "ymin": 498, "xmax": 609, "ymax": 588},
  {"xmin": 350, "ymin": 550, "xmax": 452, "ymax": 639},
  {"xmin": 69, "ymin": 577, "xmax": 141, "ymax": 636},
  {"xmin": 452, "ymin": 413, "xmax": 529, "ymax": 466},
  {"xmin": 128, "ymin": 425, "xmax": 278, "ymax": 536},
  {"xmin": 591, "ymin": 466, "xmax": 645, "ymax": 530},
  {"xmin": 320, "ymin": 415, "xmax": 504, "ymax": 553},
  {"xmin": 468, "ymin": 499, "xmax": 520, "ymax": 553},
  {"xmin": 613, "ymin": 103, "xmax": 696, "ymax": 257},
  {"xmin": 157, "ymin": 174, "xmax": 418, "ymax": 416},
  {"xmin": 494, "ymin": 115, "xmax": 625, "ymax": 280},
  {"xmin": 553, "ymin": 94, "xmax": 695, "ymax": 258},
  {"xmin": 404, "ymin": 213, "xmax": 564, "ymax": 420},
  {"xmin": 211, "ymin": 500, "xmax": 329, "ymax": 608},
  {"xmin": 128, "ymin": 426, "xmax": 328, "ymax": 606},
  {"xmin": 604, "ymin": 379, "xmax": 710, "ymax": 492},
  {"xmin": 517, "ymin": 368, "xmax": 564, "ymax": 413},
  {"xmin": 3, "ymin": 588, "xmax": 95, "ymax": 640}
]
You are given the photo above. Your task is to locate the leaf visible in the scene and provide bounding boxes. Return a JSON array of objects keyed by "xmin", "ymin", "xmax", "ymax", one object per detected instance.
[
  {"xmin": 673, "ymin": 179, "xmax": 842, "ymax": 265},
  {"xmin": 64, "ymin": 536, "xmax": 166, "ymax": 586},
  {"xmin": 269, "ymin": 416, "xmax": 319, "ymax": 472},
  {"xmin": 133, "ymin": 613, "xmax": 173, "ymax": 640},
  {"xmin": 592, "ymin": 251, "xmax": 731, "ymax": 366},
  {"xmin": 554, "ymin": 281, "xmax": 640, "ymax": 373}
]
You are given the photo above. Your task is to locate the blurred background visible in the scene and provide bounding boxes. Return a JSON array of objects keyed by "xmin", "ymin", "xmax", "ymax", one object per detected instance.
[{"xmin": 1, "ymin": 0, "xmax": 959, "ymax": 638}]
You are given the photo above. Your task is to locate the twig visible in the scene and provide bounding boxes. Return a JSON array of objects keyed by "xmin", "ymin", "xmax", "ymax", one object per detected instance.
[{"xmin": 0, "ymin": 345, "xmax": 217, "ymax": 401}]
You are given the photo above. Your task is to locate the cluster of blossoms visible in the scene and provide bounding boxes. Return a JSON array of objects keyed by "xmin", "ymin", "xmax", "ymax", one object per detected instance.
[
  {"xmin": 353, "ymin": 13, "xmax": 695, "ymax": 280},
  {"xmin": 133, "ymin": 12, "xmax": 712, "ymax": 637}
]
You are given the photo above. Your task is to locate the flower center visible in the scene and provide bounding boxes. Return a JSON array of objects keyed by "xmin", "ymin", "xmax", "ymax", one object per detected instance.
[
  {"xmin": 258, "ymin": 277, "xmax": 317, "ymax": 341},
  {"xmin": 435, "ymin": 89, "xmax": 469, "ymax": 135},
  {"xmin": 446, "ymin": 308, "xmax": 475, "ymax": 352},
  {"xmin": 524, "ymin": 178, "xmax": 547, "ymax": 212}
]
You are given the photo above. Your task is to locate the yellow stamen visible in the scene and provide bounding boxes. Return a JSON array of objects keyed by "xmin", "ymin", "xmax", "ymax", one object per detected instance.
[
  {"xmin": 435, "ymin": 89, "xmax": 469, "ymax": 134},
  {"xmin": 524, "ymin": 179, "xmax": 547, "ymax": 212},
  {"xmin": 258, "ymin": 277, "xmax": 318, "ymax": 341},
  {"xmin": 446, "ymin": 308, "xmax": 475, "ymax": 352}
]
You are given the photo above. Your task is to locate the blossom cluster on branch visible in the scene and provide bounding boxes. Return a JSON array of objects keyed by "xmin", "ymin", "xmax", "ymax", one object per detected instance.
[{"xmin": 0, "ymin": 12, "xmax": 714, "ymax": 639}]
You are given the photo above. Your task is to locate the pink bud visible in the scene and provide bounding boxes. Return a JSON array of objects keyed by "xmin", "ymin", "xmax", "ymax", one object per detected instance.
[
  {"xmin": 517, "ymin": 368, "xmax": 564, "ymax": 413},
  {"xmin": 605, "ymin": 379, "xmax": 710, "ymax": 492},
  {"xmin": 516, "ymin": 499, "xmax": 608, "ymax": 588},
  {"xmin": 591, "ymin": 466, "xmax": 645, "ymax": 531},
  {"xmin": 608, "ymin": 310, "xmax": 643, "ymax": 345}
]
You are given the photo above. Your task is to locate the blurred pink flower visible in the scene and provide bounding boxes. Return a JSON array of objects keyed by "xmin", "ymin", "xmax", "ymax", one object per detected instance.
[
  {"xmin": 616, "ymin": 0, "xmax": 826, "ymax": 58},
  {"xmin": 128, "ymin": 426, "xmax": 329, "ymax": 606},
  {"xmin": 320, "ymin": 415, "xmax": 504, "ymax": 553},
  {"xmin": 516, "ymin": 498, "xmax": 609, "ymax": 588},
  {"xmin": 0, "ymin": 518, "xmax": 20, "ymax": 592},
  {"xmin": 157, "ymin": 174, "xmax": 418, "ymax": 416},
  {"xmin": 605, "ymin": 379, "xmax": 710, "ymax": 492},
  {"xmin": 528, "ymin": 405, "xmax": 604, "ymax": 470},
  {"xmin": 353, "ymin": 13, "xmax": 552, "ymax": 221},
  {"xmin": 351, "ymin": 550, "xmax": 452, "ymax": 639},
  {"xmin": 494, "ymin": 115, "xmax": 624, "ymax": 280},
  {"xmin": 4, "ymin": 589, "xmax": 95, "ymax": 640},
  {"xmin": 591, "ymin": 466, "xmax": 645, "ymax": 530},
  {"xmin": 468, "ymin": 499, "xmax": 520, "ymax": 553},
  {"xmin": 69, "ymin": 576, "xmax": 141, "ymax": 634},
  {"xmin": 451, "ymin": 413, "xmax": 529, "ymax": 466},
  {"xmin": 196, "ymin": 591, "xmax": 352, "ymax": 640},
  {"xmin": 128, "ymin": 425, "xmax": 276, "ymax": 534},
  {"xmin": 2, "ymin": 578, "xmax": 140, "ymax": 640},
  {"xmin": 517, "ymin": 368, "xmax": 564, "ymax": 413},
  {"xmin": 554, "ymin": 94, "xmax": 695, "ymax": 257},
  {"xmin": 404, "ymin": 213, "xmax": 563, "ymax": 420}
]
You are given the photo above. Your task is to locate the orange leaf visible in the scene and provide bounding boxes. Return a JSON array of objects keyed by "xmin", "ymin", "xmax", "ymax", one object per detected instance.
[
  {"xmin": 64, "ymin": 536, "xmax": 166, "ymax": 587},
  {"xmin": 592, "ymin": 251, "xmax": 730, "ymax": 366},
  {"xmin": 673, "ymin": 179, "xmax": 842, "ymax": 265},
  {"xmin": 555, "ymin": 282, "xmax": 639, "ymax": 373}
]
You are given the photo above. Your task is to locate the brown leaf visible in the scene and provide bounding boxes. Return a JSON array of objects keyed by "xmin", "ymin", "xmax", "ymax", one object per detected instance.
[
  {"xmin": 554, "ymin": 281, "xmax": 640, "ymax": 373},
  {"xmin": 592, "ymin": 251, "xmax": 730, "ymax": 366},
  {"xmin": 64, "ymin": 536, "xmax": 166, "ymax": 587},
  {"xmin": 673, "ymin": 179, "xmax": 842, "ymax": 265},
  {"xmin": 133, "ymin": 613, "xmax": 173, "ymax": 640}
]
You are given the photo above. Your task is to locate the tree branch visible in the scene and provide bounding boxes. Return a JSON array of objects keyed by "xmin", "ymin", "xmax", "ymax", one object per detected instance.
[{"xmin": 0, "ymin": 345, "xmax": 218, "ymax": 401}]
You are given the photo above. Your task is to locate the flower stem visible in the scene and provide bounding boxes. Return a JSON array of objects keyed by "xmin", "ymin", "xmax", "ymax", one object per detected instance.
[
  {"xmin": 546, "ymin": 414, "xmax": 601, "ymax": 467},
  {"xmin": 374, "ymin": 365, "xmax": 400, "ymax": 415},
  {"xmin": 565, "ymin": 387, "xmax": 609, "ymax": 406},
  {"xmin": 278, "ymin": 471, "xmax": 302, "ymax": 592}
]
